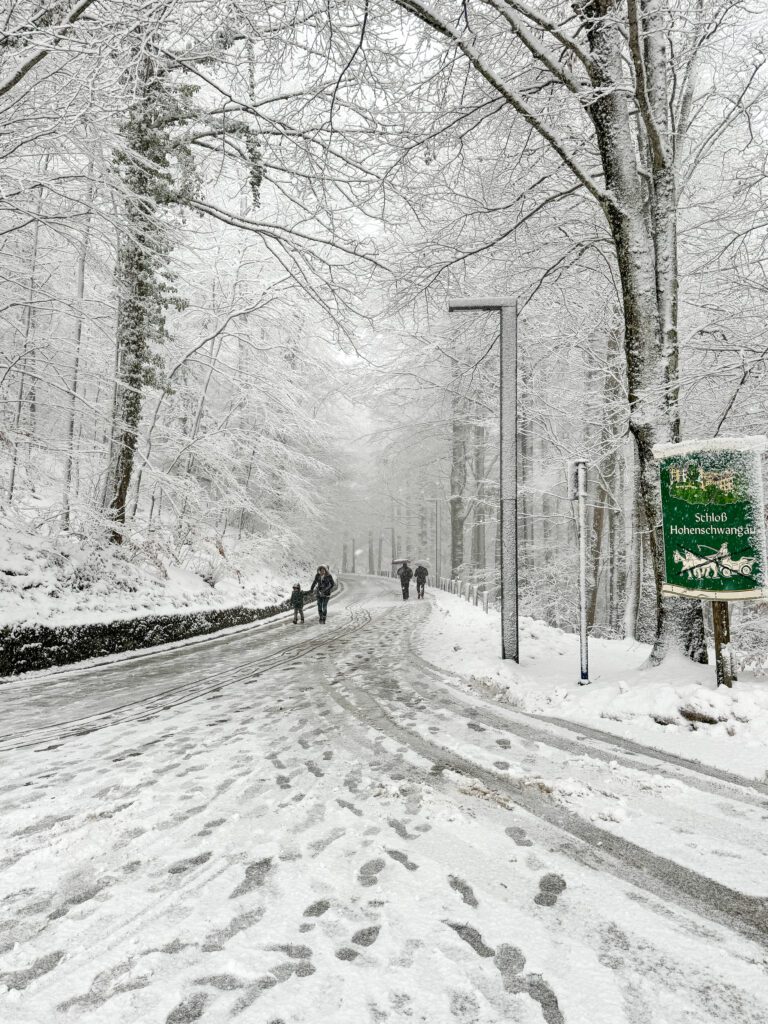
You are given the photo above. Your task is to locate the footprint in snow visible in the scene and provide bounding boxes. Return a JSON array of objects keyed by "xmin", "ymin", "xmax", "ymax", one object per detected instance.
[
  {"xmin": 445, "ymin": 922, "xmax": 494, "ymax": 958},
  {"xmin": 494, "ymin": 944, "xmax": 565, "ymax": 1024},
  {"xmin": 303, "ymin": 899, "xmax": 330, "ymax": 917},
  {"xmin": 448, "ymin": 875, "xmax": 478, "ymax": 908},
  {"xmin": 166, "ymin": 992, "xmax": 208, "ymax": 1023},
  {"xmin": 505, "ymin": 826, "xmax": 533, "ymax": 848},
  {"xmin": 387, "ymin": 818, "xmax": 416, "ymax": 841},
  {"xmin": 386, "ymin": 849, "xmax": 418, "ymax": 871},
  {"xmin": 335, "ymin": 947, "xmax": 359, "ymax": 961},
  {"xmin": 230, "ymin": 858, "xmax": 272, "ymax": 898},
  {"xmin": 358, "ymin": 858, "xmax": 386, "ymax": 887},
  {"xmin": 534, "ymin": 874, "xmax": 567, "ymax": 908},
  {"xmin": 352, "ymin": 925, "xmax": 380, "ymax": 947},
  {"xmin": 168, "ymin": 852, "xmax": 212, "ymax": 875}
]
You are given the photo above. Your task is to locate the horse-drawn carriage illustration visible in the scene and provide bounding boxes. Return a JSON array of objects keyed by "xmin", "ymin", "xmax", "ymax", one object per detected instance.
[{"xmin": 673, "ymin": 543, "xmax": 756, "ymax": 580}]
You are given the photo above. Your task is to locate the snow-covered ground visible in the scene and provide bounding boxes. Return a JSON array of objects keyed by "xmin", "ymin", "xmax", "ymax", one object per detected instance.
[
  {"xmin": 0, "ymin": 512, "xmax": 320, "ymax": 629},
  {"xmin": 422, "ymin": 587, "xmax": 768, "ymax": 782},
  {"xmin": 2, "ymin": 576, "xmax": 767, "ymax": 1024}
]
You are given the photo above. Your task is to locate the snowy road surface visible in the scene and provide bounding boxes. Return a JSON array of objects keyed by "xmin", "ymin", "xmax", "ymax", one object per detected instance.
[{"xmin": 2, "ymin": 576, "xmax": 768, "ymax": 1023}]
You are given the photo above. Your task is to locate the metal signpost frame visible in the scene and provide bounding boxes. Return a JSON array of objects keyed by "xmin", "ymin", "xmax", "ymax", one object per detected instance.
[
  {"xmin": 568, "ymin": 460, "xmax": 590, "ymax": 685},
  {"xmin": 653, "ymin": 436, "xmax": 768, "ymax": 688},
  {"xmin": 448, "ymin": 296, "xmax": 518, "ymax": 662}
]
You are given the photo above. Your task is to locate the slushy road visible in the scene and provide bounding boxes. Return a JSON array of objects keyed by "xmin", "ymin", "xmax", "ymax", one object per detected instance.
[{"xmin": 2, "ymin": 576, "xmax": 767, "ymax": 1024}]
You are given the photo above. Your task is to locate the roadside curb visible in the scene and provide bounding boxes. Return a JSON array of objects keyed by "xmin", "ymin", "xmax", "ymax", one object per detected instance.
[{"xmin": 0, "ymin": 586, "xmax": 340, "ymax": 679}]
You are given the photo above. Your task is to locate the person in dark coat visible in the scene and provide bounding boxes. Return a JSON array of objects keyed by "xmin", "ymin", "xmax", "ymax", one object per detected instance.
[
  {"xmin": 414, "ymin": 564, "xmax": 428, "ymax": 599},
  {"xmin": 289, "ymin": 583, "xmax": 305, "ymax": 623},
  {"xmin": 397, "ymin": 561, "xmax": 413, "ymax": 600},
  {"xmin": 309, "ymin": 566, "xmax": 324, "ymax": 591},
  {"xmin": 310, "ymin": 565, "xmax": 335, "ymax": 623}
]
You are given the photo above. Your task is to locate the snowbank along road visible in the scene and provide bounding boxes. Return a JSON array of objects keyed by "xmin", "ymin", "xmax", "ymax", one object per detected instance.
[{"xmin": 2, "ymin": 575, "xmax": 767, "ymax": 1024}]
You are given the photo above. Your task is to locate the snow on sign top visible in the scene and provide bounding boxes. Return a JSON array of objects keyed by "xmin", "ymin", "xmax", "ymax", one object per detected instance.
[{"xmin": 653, "ymin": 436, "xmax": 768, "ymax": 459}]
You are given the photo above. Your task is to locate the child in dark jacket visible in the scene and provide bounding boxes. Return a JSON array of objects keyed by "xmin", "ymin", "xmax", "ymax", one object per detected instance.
[{"xmin": 289, "ymin": 583, "xmax": 305, "ymax": 623}]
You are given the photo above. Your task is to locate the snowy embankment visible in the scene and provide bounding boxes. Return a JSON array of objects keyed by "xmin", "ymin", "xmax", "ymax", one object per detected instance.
[
  {"xmin": 422, "ymin": 589, "xmax": 768, "ymax": 781},
  {"xmin": 0, "ymin": 515, "xmax": 314, "ymax": 676}
]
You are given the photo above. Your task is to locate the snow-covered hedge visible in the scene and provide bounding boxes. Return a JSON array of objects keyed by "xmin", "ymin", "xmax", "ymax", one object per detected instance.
[{"xmin": 0, "ymin": 596, "xmax": 314, "ymax": 677}]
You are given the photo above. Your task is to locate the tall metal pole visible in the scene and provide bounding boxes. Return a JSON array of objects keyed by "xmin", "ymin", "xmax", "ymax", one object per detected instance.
[
  {"xmin": 575, "ymin": 461, "xmax": 590, "ymax": 684},
  {"xmin": 449, "ymin": 295, "xmax": 518, "ymax": 661},
  {"xmin": 434, "ymin": 498, "xmax": 439, "ymax": 583},
  {"xmin": 378, "ymin": 531, "xmax": 383, "ymax": 575},
  {"xmin": 351, "ymin": 537, "xmax": 356, "ymax": 574},
  {"xmin": 499, "ymin": 303, "xmax": 519, "ymax": 662},
  {"xmin": 568, "ymin": 460, "xmax": 590, "ymax": 684}
]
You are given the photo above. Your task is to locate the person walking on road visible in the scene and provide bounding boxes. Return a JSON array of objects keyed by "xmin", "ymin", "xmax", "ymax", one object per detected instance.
[
  {"xmin": 309, "ymin": 566, "xmax": 324, "ymax": 591},
  {"xmin": 397, "ymin": 560, "xmax": 413, "ymax": 601},
  {"xmin": 310, "ymin": 565, "xmax": 335, "ymax": 623},
  {"xmin": 289, "ymin": 583, "xmax": 305, "ymax": 623},
  {"xmin": 414, "ymin": 564, "xmax": 428, "ymax": 599}
]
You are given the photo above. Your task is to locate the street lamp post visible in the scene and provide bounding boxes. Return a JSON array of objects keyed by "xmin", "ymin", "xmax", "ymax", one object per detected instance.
[
  {"xmin": 448, "ymin": 295, "xmax": 519, "ymax": 662},
  {"xmin": 569, "ymin": 459, "xmax": 590, "ymax": 685}
]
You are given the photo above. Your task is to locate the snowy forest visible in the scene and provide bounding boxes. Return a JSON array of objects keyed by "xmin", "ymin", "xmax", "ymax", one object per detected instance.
[{"xmin": 2, "ymin": 0, "xmax": 768, "ymax": 665}]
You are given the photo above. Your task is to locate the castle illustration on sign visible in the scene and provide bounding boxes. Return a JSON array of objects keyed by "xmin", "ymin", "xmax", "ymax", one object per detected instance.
[
  {"xmin": 669, "ymin": 465, "xmax": 735, "ymax": 491},
  {"xmin": 667, "ymin": 461, "xmax": 743, "ymax": 505}
]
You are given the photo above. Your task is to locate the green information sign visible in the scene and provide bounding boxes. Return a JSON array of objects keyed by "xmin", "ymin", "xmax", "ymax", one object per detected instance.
[{"xmin": 653, "ymin": 437, "xmax": 768, "ymax": 600}]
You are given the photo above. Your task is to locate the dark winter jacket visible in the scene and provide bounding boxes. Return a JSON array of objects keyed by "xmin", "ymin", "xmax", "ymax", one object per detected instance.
[
  {"xmin": 317, "ymin": 573, "xmax": 335, "ymax": 597},
  {"xmin": 312, "ymin": 572, "xmax": 335, "ymax": 597},
  {"xmin": 397, "ymin": 564, "xmax": 413, "ymax": 582},
  {"xmin": 289, "ymin": 588, "xmax": 305, "ymax": 608},
  {"xmin": 414, "ymin": 566, "xmax": 428, "ymax": 582}
]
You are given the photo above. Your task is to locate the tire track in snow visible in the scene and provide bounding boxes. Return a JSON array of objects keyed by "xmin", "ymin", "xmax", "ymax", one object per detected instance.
[
  {"xmin": 0, "ymin": 607, "xmax": 371, "ymax": 753},
  {"xmin": 317, "ymin": 655, "xmax": 768, "ymax": 951},
  {"xmin": 359, "ymin": 572, "xmax": 768, "ymax": 803}
]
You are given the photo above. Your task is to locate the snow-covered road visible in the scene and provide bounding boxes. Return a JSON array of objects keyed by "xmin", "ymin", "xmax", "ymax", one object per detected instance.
[{"xmin": 2, "ymin": 576, "xmax": 767, "ymax": 1024}]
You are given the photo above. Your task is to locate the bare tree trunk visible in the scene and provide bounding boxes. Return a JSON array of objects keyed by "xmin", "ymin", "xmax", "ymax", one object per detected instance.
[
  {"xmin": 540, "ymin": 434, "xmax": 554, "ymax": 566},
  {"xmin": 470, "ymin": 421, "xmax": 486, "ymax": 584},
  {"xmin": 588, "ymin": 479, "xmax": 607, "ymax": 628},
  {"xmin": 7, "ymin": 173, "xmax": 47, "ymax": 502},
  {"xmin": 609, "ymin": 453, "xmax": 624, "ymax": 631},
  {"xmin": 237, "ymin": 451, "xmax": 256, "ymax": 540},
  {"xmin": 419, "ymin": 499, "xmax": 427, "ymax": 551},
  {"xmin": 519, "ymin": 386, "xmax": 533, "ymax": 574},
  {"xmin": 624, "ymin": 443, "xmax": 642, "ymax": 639},
  {"xmin": 449, "ymin": 393, "xmax": 468, "ymax": 578},
  {"xmin": 63, "ymin": 176, "xmax": 94, "ymax": 530}
]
